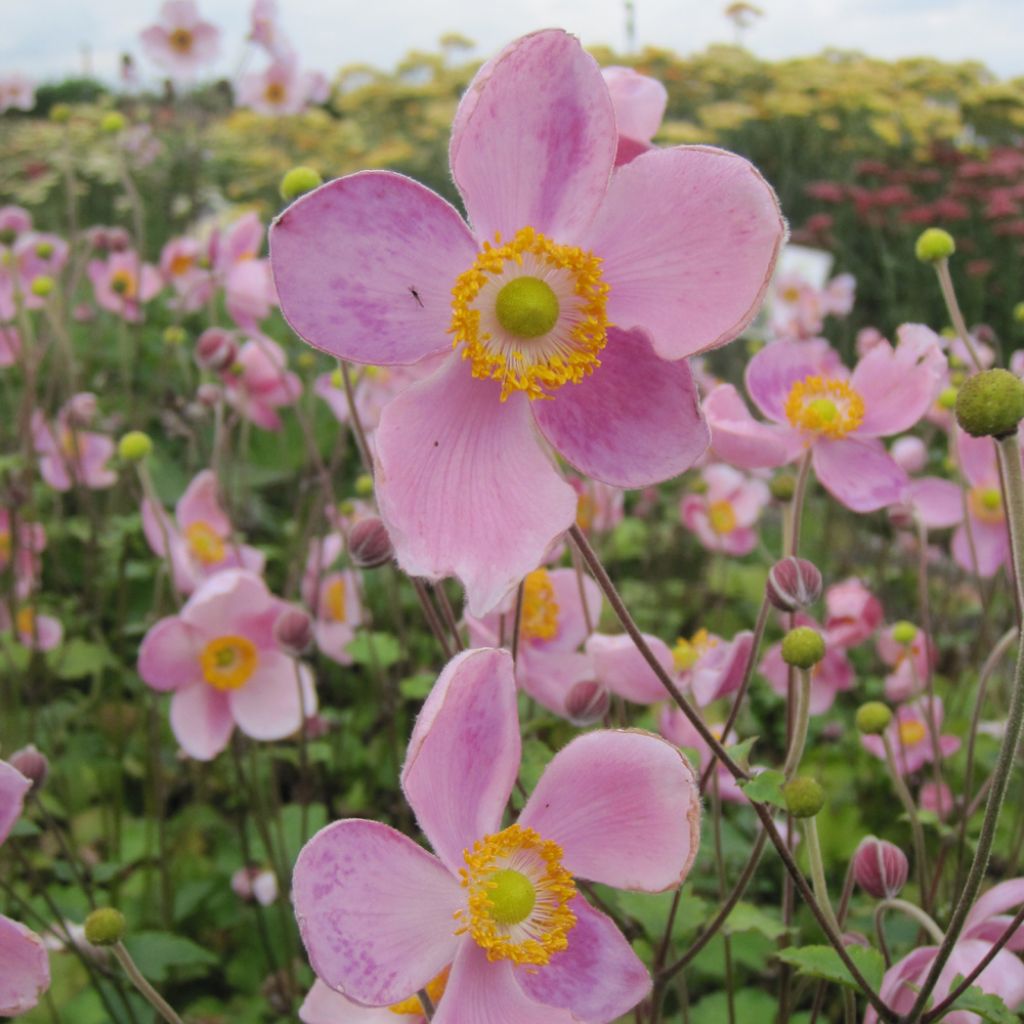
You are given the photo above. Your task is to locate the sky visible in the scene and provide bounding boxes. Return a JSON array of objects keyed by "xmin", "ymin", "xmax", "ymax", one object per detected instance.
[{"xmin": 2, "ymin": 0, "xmax": 1020, "ymax": 85}]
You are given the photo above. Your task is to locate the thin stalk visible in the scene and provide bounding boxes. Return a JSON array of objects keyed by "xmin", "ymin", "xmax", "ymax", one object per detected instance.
[
  {"xmin": 934, "ymin": 259, "xmax": 983, "ymax": 371},
  {"xmin": 510, "ymin": 581, "xmax": 525, "ymax": 663},
  {"xmin": 786, "ymin": 451, "xmax": 813, "ymax": 558},
  {"xmin": 881, "ymin": 732, "xmax": 930, "ymax": 911},
  {"xmin": 782, "ymin": 668, "xmax": 811, "ymax": 779},
  {"xmin": 875, "ymin": 898, "xmax": 944, "ymax": 945},
  {"xmin": 111, "ymin": 942, "xmax": 185, "ymax": 1024}
]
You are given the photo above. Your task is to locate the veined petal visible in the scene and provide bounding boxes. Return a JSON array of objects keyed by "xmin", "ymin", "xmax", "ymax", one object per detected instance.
[
  {"xmin": 374, "ymin": 356, "xmax": 578, "ymax": 616},
  {"xmin": 704, "ymin": 384, "xmax": 804, "ymax": 469},
  {"xmin": 292, "ymin": 820, "xmax": 461, "ymax": 1008},
  {"xmin": 449, "ymin": 30, "xmax": 616, "ymax": 243},
  {"xmin": 519, "ymin": 730, "xmax": 701, "ymax": 891},
  {"xmin": 531, "ymin": 327, "xmax": 708, "ymax": 487},
  {"xmin": 138, "ymin": 616, "xmax": 203, "ymax": 692},
  {"xmin": 169, "ymin": 683, "xmax": 234, "ymax": 761},
  {"xmin": 812, "ymin": 438, "xmax": 907, "ymax": 513},
  {"xmin": 583, "ymin": 145, "xmax": 784, "ymax": 361},
  {"xmin": 585, "ymin": 632, "xmax": 674, "ymax": 704},
  {"xmin": 270, "ymin": 171, "xmax": 477, "ymax": 365},
  {"xmin": 0, "ymin": 915, "xmax": 49, "ymax": 1017},
  {"xmin": 402, "ymin": 649, "xmax": 520, "ymax": 875}
]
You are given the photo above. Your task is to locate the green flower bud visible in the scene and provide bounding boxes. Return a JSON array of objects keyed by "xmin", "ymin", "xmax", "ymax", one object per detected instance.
[
  {"xmin": 49, "ymin": 103, "xmax": 72, "ymax": 124},
  {"xmin": 891, "ymin": 621, "xmax": 917, "ymax": 645},
  {"xmin": 915, "ymin": 227, "xmax": 955, "ymax": 263},
  {"xmin": 782, "ymin": 776, "xmax": 825, "ymax": 818},
  {"xmin": 84, "ymin": 908, "xmax": 126, "ymax": 946},
  {"xmin": 100, "ymin": 111, "xmax": 126, "ymax": 135},
  {"xmin": 329, "ymin": 368, "xmax": 344, "ymax": 388},
  {"xmin": 1013, "ymin": 302, "xmax": 1024, "ymax": 325},
  {"xmin": 856, "ymin": 701, "xmax": 893, "ymax": 736},
  {"xmin": 297, "ymin": 351, "xmax": 315, "ymax": 370},
  {"xmin": 35, "ymin": 241, "xmax": 54, "ymax": 259},
  {"xmin": 937, "ymin": 386, "xmax": 958, "ymax": 410},
  {"xmin": 780, "ymin": 626, "xmax": 826, "ymax": 669},
  {"xmin": 118, "ymin": 431, "xmax": 152, "ymax": 462},
  {"xmin": 279, "ymin": 166, "xmax": 323, "ymax": 202},
  {"xmin": 955, "ymin": 369, "xmax": 1024, "ymax": 439},
  {"xmin": 354, "ymin": 473, "xmax": 374, "ymax": 497},
  {"xmin": 163, "ymin": 326, "xmax": 187, "ymax": 346},
  {"xmin": 770, "ymin": 473, "xmax": 796, "ymax": 502},
  {"xmin": 29, "ymin": 276, "xmax": 54, "ymax": 298}
]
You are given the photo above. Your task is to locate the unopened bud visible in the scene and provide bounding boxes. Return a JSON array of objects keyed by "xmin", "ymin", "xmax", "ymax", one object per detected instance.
[
  {"xmin": 783, "ymin": 776, "xmax": 825, "ymax": 818},
  {"xmin": 196, "ymin": 382, "xmax": 222, "ymax": 407},
  {"xmin": 194, "ymin": 328, "xmax": 238, "ymax": 373},
  {"xmin": 891, "ymin": 620, "xmax": 917, "ymax": 645},
  {"xmin": 564, "ymin": 680, "xmax": 610, "ymax": 726},
  {"xmin": 84, "ymin": 908, "xmax": 125, "ymax": 946},
  {"xmin": 9, "ymin": 745, "xmax": 48, "ymax": 793},
  {"xmin": 273, "ymin": 605, "xmax": 314, "ymax": 656},
  {"xmin": 35, "ymin": 241, "xmax": 54, "ymax": 259},
  {"xmin": 30, "ymin": 275, "xmax": 54, "ymax": 297},
  {"xmin": 279, "ymin": 166, "xmax": 323, "ymax": 202},
  {"xmin": 853, "ymin": 835, "xmax": 908, "ymax": 899},
  {"xmin": 100, "ymin": 111, "xmax": 126, "ymax": 135},
  {"xmin": 915, "ymin": 227, "xmax": 955, "ymax": 263},
  {"xmin": 162, "ymin": 325, "xmax": 187, "ymax": 347},
  {"xmin": 1014, "ymin": 301, "xmax": 1024, "ymax": 326},
  {"xmin": 766, "ymin": 557, "xmax": 822, "ymax": 612},
  {"xmin": 780, "ymin": 626, "xmax": 825, "ymax": 669},
  {"xmin": 887, "ymin": 502, "xmax": 915, "ymax": 530},
  {"xmin": 770, "ymin": 473, "xmax": 796, "ymax": 502},
  {"xmin": 955, "ymin": 369, "xmax": 1024, "ymax": 439},
  {"xmin": 856, "ymin": 701, "xmax": 892, "ymax": 735},
  {"xmin": 354, "ymin": 473, "xmax": 374, "ymax": 497},
  {"xmin": 117, "ymin": 431, "xmax": 152, "ymax": 462},
  {"xmin": 348, "ymin": 516, "xmax": 393, "ymax": 569}
]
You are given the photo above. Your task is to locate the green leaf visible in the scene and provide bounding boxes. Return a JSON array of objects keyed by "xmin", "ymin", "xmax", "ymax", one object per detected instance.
[
  {"xmin": 777, "ymin": 944, "xmax": 885, "ymax": 993},
  {"xmin": 726, "ymin": 901, "xmax": 788, "ymax": 940},
  {"xmin": 690, "ymin": 988, "xmax": 778, "ymax": 1024},
  {"xmin": 740, "ymin": 768, "xmax": 788, "ymax": 808},
  {"xmin": 726, "ymin": 735, "xmax": 758, "ymax": 769},
  {"xmin": 49, "ymin": 638, "xmax": 117, "ymax": 679},
  {"xmin": 939, "ymin": 981, "xmax": 1019, "ymax": 1024},
  {"xmin": 399, "ymin": 672, "xmax": 435, "ymax": 699},
  {"xmin": 346, "ymin": 630, "xmax": 402, "ymax": 669},
  {"xmin": 122, "ymin": 932, "xmax": 217, "ymax": 982}
]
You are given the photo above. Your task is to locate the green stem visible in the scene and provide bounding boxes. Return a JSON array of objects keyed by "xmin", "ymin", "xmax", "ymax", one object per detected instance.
[
  {"xmin": 112, "ymin": 942, "xmax": 185, "ymax": 1024},
  {"xmin": 876, "ymin": 898, "xmax": 945, "ymax": 945},
  {"xmin": 881, "ymin": 732, "xmax": 930, "ymax": 909},
  {"xmin": 934, "ymin": 259, "xmax": 983, "ymax": 371},
  {"xmin": 782, "ymin": 668, "xmax": 811, "ymax": 779}
]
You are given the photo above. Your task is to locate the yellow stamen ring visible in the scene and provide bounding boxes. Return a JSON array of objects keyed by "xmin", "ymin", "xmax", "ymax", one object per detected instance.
[
  {"xmin": 707, "ymin": 499, "xmax": 737, "ymax": 535},
  {"xmin": 200, "ymin": 635, "xmax": 259, "ymax": 691},
  {"xmin": 184, "ymin": 521, "xmax": 226, "ymax": 566},
  {"xmin": 784, "ymin": 375, "xmax": 865, "ymax": 439},
  {"xmin": 898, "ymin": 720, "xmax": 927, "ymax": 747},
  {"xmin": 969, "ymin": 486, "xmax": 1003, "ymax": 525},
  {"xmin": 519, "ymin": 568, "xmax": 559, "ymax": 642},
  {"xmin": 388, "ymin": 968, "xmax": 450, "ymax": 1016}
]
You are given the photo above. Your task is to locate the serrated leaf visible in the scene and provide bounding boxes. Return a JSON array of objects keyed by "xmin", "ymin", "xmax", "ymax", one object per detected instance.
[
  {"xmin": 777, "ymin": 944, "xmax": 885, "ymax": 993},
  {"xmin": 940, "ymin": 981, "xmax": 1019, "ymax": 1024},
  {"xmin": 346, "ymin": 630, "xmax": 401, "ymax": 669},
  {"xmin": 726, "ymin": 735, "xmax": 758, "ymax": 769},
  {"xmin": 740, "ymin": 768, "xmax": 788, "ymax": 808},
  {"xmin": 726, "ymin": 901, "xmax": 788, "ymax": 939}
]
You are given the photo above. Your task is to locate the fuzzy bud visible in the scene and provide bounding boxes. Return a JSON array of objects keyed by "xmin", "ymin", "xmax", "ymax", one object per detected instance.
[
  {"xmin": 84, "ymin": 908, "xmax": 126, "ymax": 946},
  {"xmin": 273, "ymin": 606, "xmax": 314, "ymax": 656},
  {"xmin": 117, "ymin": 431, "xmax": 152, "ymax": 462},
  {"xmin": 9, "ymin": 745, "xmax": 48, "ymax": 793},
  {"xmin": 766, "ymin": 557, "xmax": 822, "ymax": 612},
  {"xmin": 564, "ymin": 681, "xmax": 610, "ymax": 726},
  {"xmin": 856, "ymin": 701, "xmax": 893, "ymax": 735},
  {"xmin": 194, "ymin": 328, "xmax": 238, "ymax": 373},
  {"xmin": 915, "ymin": 227, "xmax": 955, "ymax": 263},
  {"xmin": 955, "ymin": 369, "xmax": 1024, "ymax": 439},
  {"xmin": 354, "ymin": 473, "xmax": 374, "ymax": 497},
  {"xmin": 35, "ymin": 241, "xmax": 54, "ymax": 260},
  {"xmin": 891, "ymin": 620, "xmax": 917, "ymax": 645},
  {"xmin": 100, "ymin": 111, "xmax": 126, "ymax": 135},
  {"xmin": 162, "ymin": 325, "xmax": 187, "ymax": 347},
  {"xmin": 770, "ymin": 473, "xmax": 796, "ymax": 502},
  {"xmin": 852, "ymin": 836, "xmax": 909, "ymax": 899},
  {"xmin": 780, "ymin": 626, "xmax": 826, "ymax": 669},
  {"xmin": 782, "ymin": 776, "xmax": 825, "ymax": 818},
  {"xmin": 29, "ymin": 275, "xmax": 54, "ymax": 297},
  {"xmin": 279, "ymin": 166, "xmax": 323, "ymax": 201},
  {"xmin": 348, "ymin": 517, "xmax": 393, "ymax": 569},
  {"xmin": 1014, "ymin": 301, "xmax": 1024, "ymax": 326}
]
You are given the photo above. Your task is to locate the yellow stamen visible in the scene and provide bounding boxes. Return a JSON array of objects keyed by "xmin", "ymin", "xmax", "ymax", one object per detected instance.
[
  {"xmin": 324, "ymin": 578, "xmax": 347, "ymax": 622},
  {"xmin": 520, "ymin": 569, "xmax": 559, "ymax": 642},
  {"xmin": 200, "ymin": 635, "xmax": 259, "ymax": 691},
  {"xmin": 449, "ymin": 226, "xmax": 610, "ymax": 400},
  {"xmin": 264, "ymin": 81, "xmax": 286, "ymax": 104},
  {"xmin": 168, "ymin": 252, "xmax": 194, "ymax": 277},
  {"xmin": 707, "ymin": 499, "xmax": 737, "ymax": 534},
  {"xmin": 184, "ymin": 521, "xmax": 226, "ymax": 566},
  {"xmin": 169, "ymin": 28, "xmax": 194, "ymax": 53},
  {"xmin": 784, "ymin": 376, "xmax": 865, "ymax": 438},
  {"xmin": 456, "ymin": 824, "xmax": 576, "ymax": 966},
  {"xmin": 0, "ymin": 530, "xmax": 10, "ymax": 563},
  {"xmin": 576, "ymin": 493, "xmax": 595, "ymax": 532},
  {"xmin": 969, "ymin": 486, "xmax": 1003, "ymax": 525},
  {"xmin": 109, "ymin": 269, "xmax": 137, "ymax": 298},
  {"xmin": 15, "ymin": 607, "xmax": 35, "ymax": 636},
  {"xmin": 59, "ymin": 429, "xmax": 81, "ymax": 461},
  {"xmin": 388, "ymin": 968, "xmax": 450, "ymax": 1015},
  {"xmin": 673, "ymin": 628, "xmax": 717, "ymax": 671},
  {"xmin": 898, "ymin": 720, "xmax": 927, "ymax": 747}
]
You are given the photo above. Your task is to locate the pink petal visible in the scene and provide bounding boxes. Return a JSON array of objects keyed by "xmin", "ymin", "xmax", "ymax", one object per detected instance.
[
  {"xmin": 141, "ymin": 497, "xmax": 175, "ymax": 558},
  {"xmin": 270, "ymin": 171, "xmax": 477, "ymax": 365},
  {"xmin": 299, "ymin": 980, "xmax": 399, "ymax": 1023},
  {"xmin": 0, "ymin": 915, "xmax": 49, "ymax": 1016},
  {"xmin": 518, "ymin": 650, "xmax": 594, "ymax": 718},
  {"xmin": 539, "ymin": 568, "xmax": 601, "ymax": 653},
  {"xmin": 448, "ymin": 30, "xmax": 616, "ymax": 243},
  {"xmin": 402, "ymin": 649, "xmax": 520, "ymax": 875},
  {"xmin": 965, "ymin": 879, "xmax": 1024, "ymax": 942},
  {"xmin": 531, "ymin": 326, "xmax": 709, "ymax": 487},
  {"xmin": 812, "ymin": 438, "xmax": 907, "ymax": 512},
  {"xmin": 138, "ymin": 616, "xmax": 203, "ymax": 692},
  {"xmin": 169, "ymin": 682, "xmax": 235, "ymax": 761},
  {"xmin": 433, "ymin": 940, "xmax": 576, "ymax": 1024},
  {"xmin": 690, "ymin": 631, "xmax": 753, "ymax": 706},
  {"xmin": 230, "ymin": 654, "xmax": 315, "ymax": 741},
  {"xmin": 953, "ymin": 519, "xmax": 1009, "ymax": 578},
  {"xmin": 745, "ymin": 338, "xmax": 843, "ymax": 424},
  {"xmin": 179, "ymin": 569, "xmax": 276, "ymax": 641},
  {"xmin": 516, "ymin": 896, "xmax": 650, "ymax": 1022},
  {"xmin": 585, "ymin": 632, "xmax": 674, "ymax": 704},
  {"xmin": 175, "ymin": 470, "xmax": 231, "ymax": 534},
  {"xmin": 519, "ymin": 730, "xmax": 701, "ymax": 891},
  {"xmin": 583, "ymin": 145, "xmax": 783, "ymax": 361},
  {"xmin": 957, "ymin": 430, "xmax": 998, "ymax": 489},
  {"xmin": 0, "ymin": 761, "xmax": 30, "ymax": 845},
  {"xmin": 292, "ymin": 819, "xmax": 461, "ymax": 1007},
  {"xmin": 704, "ymin": 384, "xmax": 803, "ymax": 469},
  {"xmin": 603, "ymin": 66, "xmax": 667, "ymax": 144},
  {"xmin": 905, "ymin": 477, "xmax": 963, "ymax": 530},
  {"xmin": 374, "ymin": 356, "xmax": 577, "ymax": 616}
]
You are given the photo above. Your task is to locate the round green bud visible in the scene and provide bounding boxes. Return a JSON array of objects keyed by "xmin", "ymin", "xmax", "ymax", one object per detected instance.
[
  {"xmin": 782, "ymin": 776, "xmax": 825, "ymax": 819},
  {"xmin": 297, "ymin": 351, "xmax": 315, "ymax": 370},
  {"xmin": 937, "ymin": 386, "xmax": 958, "ymax": 410},
  {"xmin": 770, "ymin": 473, "xmax": 797, "ymax": 502},
  {"xmin": 100, "ymin": 111, "xmax": 126, "ymax": 135},
  {"xmin": 35, "ymin": 241, "xmax": 54, "ymax": 259},
  {"xmin": 118, "ymin": 431, "xmax": 152, "ymax": 462},
  {"xmin": 354, "ymin": 473, "xmax": 374, "ymax": 497},
  {"xmin": 84, "ymin": 908, "xmax": 126, "ymax": 946},
  {"xmin": 1013, "ymin": 302, "xmax": 1024, "ymax": 325},
  {"xmin": 955, "ymin": 369, "xmax": 1024, "ymax": 439},
  {"xmin": 891, "ymin": 620, "xmax": 917, "ymax": 645},
  {"xmin": 162, "ymin": 325, "xmax": 187, "ymax": 347},
  {"xmin": 915, "ymin": 227, "xmax": 955, "ymax": 263},
  {"xmin": 49, "ymin": 103, "xmax": 72, "ymax": 124},
  {"xmin": 329, "ymin": 368, "xmax": 344, "ymax": 388},
  {"xmin": 29, "ymin": 276, "xmax": 54, "ymax": 298},
  {"xmin": 280, "ymin": 166, "xmax": 323, "ymax": 202},
  {"xmin": 780, "ymin": 626, "xmax": 826, "ymax": 669},
  {"xmin": 856, "ymin": 701, "xmax": 893, "ymax": 736}
]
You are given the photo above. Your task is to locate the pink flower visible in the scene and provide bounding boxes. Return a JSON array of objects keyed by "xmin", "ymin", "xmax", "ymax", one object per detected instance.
[
  {"xmin": 142, "ymin": 469, "xmax": 265, "ymax": 594},
  {"xmin": 138, "ymin": 570, "xmax": 317, "ymax": 760},
  {"xmin": 300, "ymin": 978, "xmax": 442, "ymax": 1023},
  {"xmin": 861, "ymin": 697, "xmax": 960, "ymax": 776},
  {"xmin": 825, "ymin": 577, "xmax": 883, "ymax": 647},
  {"xmin": 681, "ymin": 463, "xmax": 770, "ymax": 555},
  {"xmin": 952, "ymin": 429, "xmax": 1012, "ymax": 578},
  {"xmin": 292, "ymin": 647, "xmax": 701, "ymax": 1023},
  {"xmin": 140, "ymin": 0, "xmax": 221, "ymax": 78},
  {"xmin": 32, "ymin": 395, "xmax": 117, "ymax": 491},
  {"xmin": 0, "ymin": 604, "xmax": 63, "ymax": 652},
  {"xmin": 248, "ymin": 0, "xmax": 288, "ymax": 55},
  {"xmin": 160, "ymin": 236, "xmax": 212, "ymax": 312},
  {"xmin": 0, "ymin": 74, "xmax": 34, "ymax": 113},
  {"xmin": 87, "ymin": 250, "xmax": 162, "ymax": 322},
  {"xmin": 761, "ymin": 613, "xmax": 854, "ymax": 714},
  {"xmin": 673, "ymin": 627, "xmax": 755, "ymax": 707},
  {"xmin": 919, "ymin": 780, "xmax": 954, "ymax": 819},
  {"xmin": 0, "ymin": 325, "xmax": 20, "ymax": 367},
  {"xmin": 15, "ymin": 232, "xmax": 69, "ymax": 309},
  {"xmin": 222, "ymin": 335, "xmax": 301, "ymax": 430},
  {"xmin": 0, "ymin": 760, "xmax": 50, "ymax": 1015},
  {"xmin": 0, "ymin": 509, "xmax": 46, "ymax": 598},
  {"xmin": 231, "ymin": 865, "xmax": 278, "ymax": 905},
  {"xmin": 659, "ymin": 708, "xmax": 745, "ymax": 802},
  {"xmin": 877, "ymin": 624, "xmax": 935, "ymax": 703},
  {"xmin": 270, "ymin": 30, "xmax": 783, "ymax": 615},
  {"xmin": 771, "ymin": 271, "xmax": 855, "ymax": 340},
  {"xmin": 569, "ymin": 475, "xmax": 624, "ymax": 536},
  {"xmin": 466, "ymin": 567, "xmax": 602, "ymax": 719},
  {"xmin": 237, "ymin": 57, "xmax": 326, "ymax": 116},
  {"xmin": 301, "ymin": 541, "xmax": 361, "ymax": 665},
  {"xmin": 706, "ymin": 327, "xmax": 945, "ymax": 511},
  {"xmin": 586, "ymin": 631, "xmax": 677, "ymax": 705},
  {"xmin": 601, "ymin": 66, "xmax": 667, "ymax": 165}
]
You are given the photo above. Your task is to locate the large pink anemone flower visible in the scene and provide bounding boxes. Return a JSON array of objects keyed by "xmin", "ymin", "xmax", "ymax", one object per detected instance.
[
  {"xmin": 271, "ymin": 29, "xmax": 784, "ymax": 615},
  {"xmin": 292, "ymin": 647, "xmax": 701, "ymax": 1024}
]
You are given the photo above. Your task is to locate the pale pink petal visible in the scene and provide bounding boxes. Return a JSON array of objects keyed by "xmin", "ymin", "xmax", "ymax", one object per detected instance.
[
  {"xmin": 449, "ymin": 30, "xmax": 616, "ymax": 243},
  {"xmin": 176, "ymin": 470, "xmax": 231, "ymax": 534},
  {"xmin": 270, "ymin": 171, "xmax": 477, "ymax": 365},
  {"xmin": 300, "ymin": 980, "xmax": 399, "ymax": 1023},
  {"xmin": 230, "ymin": 653, "xmax": 315, "ymax": 741},
  {"xmin": 531, "ymin": 327, "xmax": 708, "ymax": 487},
  {"xmin": 0, "ymin": 761, "xmax": 30, "ymax": 845},
  {"xmin": 905, "ymin": 477, "xmax": 963, "ymax": 530},
  {"xmin": 179, "ymin": 569, "xmax": 276, "ymax": 641},
  {"xmin": 516, "ymin": 896, "xmax": 649, "ymax": 1022},
  {"xmin": 169, "ymin": 682, "xmax": 235, "ymax": 761},
  {"xmin": 518, "ymin": 650, "xmax": 594, "ymax": 718},
  {"xmin": 690, "ymin": 631, "xmax": 753, "ymax": 706},
  {"xmin": 519, "ymin": 730, "xmax": 700, "ymax": 891},
  {"xmin": 953, "ymin": 519, "xmax": 1009, "ymax": 578},
  {"xmin": 584, "ymin": 146, "xmax": 783, "ymax": 361},
  {"xmin": 812, "ymin": 437, "xmax": 907, "ymax": 512},
  {"xmin": 540, "ymin": 568, "xmax": 601, "ymax": 653},
  {"xmin": 0, "ymin": 915, "xmax": 49, "ymax": 1016},
  {"xmin": 603, "ymin": 66, "xmax": 667, "ymax": 144},
  {"xmin": 292, "ymin": 819, "xmax": 461, "ymax": 1007},
  {"xmin": 704, "ymin": 384, "xmax": 804, "ymax": 469},
  {"xmin": 585, "ymin": 632, "xmax": 673, "ymax": 704},
  {"xmin": 965, "ymin": 879, "xmax": 1024, "ymax": 947},
  {"xmin": 402, "ymin": 649, "xmax": 520, "ymax": 875},
  {"xmin": 433, "ymin": 940, "xmax": 576, "ymax": 1024},
  {"xmin": 138, "ymin": 616, "xmax": 203, "ymax": 692},
  {"xmin": 141, "ymin": 497, "xmax": 176, "ymax": 558},
  {"xmin": 958, "ymin": 429, "xmax": 998, "ymax": 489},
  {"xmin": 745, "ymin": 338, "xmax": 843, "ymax": 423},
  {"xmin": 375, "ymin": 356, "xmax": 577, "ymax": 617},
  {"xmin": 939, "ymin": 941, "xmax": 1024, "ymax": 1022}
]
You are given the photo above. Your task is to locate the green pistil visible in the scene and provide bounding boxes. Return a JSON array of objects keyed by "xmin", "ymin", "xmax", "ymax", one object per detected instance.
[
  {"xmin": 495, "ymin": 276, "xmax": 559, "ymax": 339},
  {"xmin": 487, "ymin": 869, "xmax": 536, "ymax": 925}
]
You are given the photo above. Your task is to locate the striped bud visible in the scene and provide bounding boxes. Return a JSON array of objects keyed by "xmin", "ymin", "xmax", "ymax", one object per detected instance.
[{"xmin": 766, "ymin": 557, "xmax": 822, "ymax": 612}]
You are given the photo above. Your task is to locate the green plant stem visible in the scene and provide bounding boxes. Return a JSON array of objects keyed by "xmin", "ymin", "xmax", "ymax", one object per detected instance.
[
  {"xmin": 786, "ymin": 451, "xmax": 813, "ymax": 558},
  {"xmin": 782, "ymin": 668, "xmax": 811, "ymax": 779},
  {"xmin": 111, "ymin": 941, "xmax": 185, "ymax": 1024},
  {"xmin": 934, "ymin": 259, "xmax": 983, "ymax": 371},
  {"xmin": 876, "ymin": 898, "xmax": 944, "ymax": 944},
  {"xmin": 880, "ymin": 731, "xmax": 930, "ymax": 911}
]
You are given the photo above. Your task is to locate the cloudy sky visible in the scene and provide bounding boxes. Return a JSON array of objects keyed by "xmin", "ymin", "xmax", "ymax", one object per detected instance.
[{"xmin": 3, "ymin": 0, "xmax": 1020, "ymax": 84}]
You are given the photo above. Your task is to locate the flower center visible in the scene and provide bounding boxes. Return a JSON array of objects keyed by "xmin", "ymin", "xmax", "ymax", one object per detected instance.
[
  {"xmin": 60, "ymin": 428, "xmax": 81, "ymax": 460},
  {"xmin": 0, "ymin": 530, "xmax": 10, "ymax": 563},
  {"xmin": 169, "ymin": 28, "xmax": 194, "ymax": 53},
  {"xmin": 449, "ymin": 226, "xmax": 610, "ymax": 401},
  {"xmin": 200, "ymin": 635, "xmax": 259, "ymax": 690},
  {"xmin": 575, "ymin": 493, "xmax": 595, "ymax": 531},
  {"xmin": 15, "ymin": 607, "xmax": 35, "ymax": 636},
  {"xmin": 185, "ymin": 521, "xmax": 225, "ymax": 565},
  {"xmin": 456, "ymin": 824, "xmax": 576, "ymax": 965},
  {"xmin": 169, "ymin": 253, "xmax": 194, "ymax": 277},
  {"xmin": 707, "ymin": 499, "xmax": 737, "ymax": 534},
  {"xmin": 324, "ymin": 577, "xmax": 347, "ymax": 622},
  {"xmin": 110, "ymin": 269, "xmax": 137, "ymax": 298},
  {"xmin": 264, "ymin": 81, "xmax": 286, "ymax": 104},
  {"xmin": 673, "ymin": 628, "xmax": 717, "ymax": 671},
  {"xmin": 898, "ymin": 720, "xmax": 927, "ymax": 747},
  {"xmin": 969, "ymin": 486, "xmax": 1004, "ymax": 525},
  {"xmin": 388, "ymin": 969, "xmax": 450, "ymax": 1016},
  {"xmin": 520, "ymin": 568, "xmax": 559, "ymax": 642},
  {"xmin": 784, "ymin": 375, "xmax": 865, "ymax": 438}
]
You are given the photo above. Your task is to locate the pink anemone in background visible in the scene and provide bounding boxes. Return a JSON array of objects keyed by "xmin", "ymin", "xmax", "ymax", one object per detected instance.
[
  {"xmin": 140, "ymin": 0, "xmax": 221, "ymax": 78},
  {"xmin": 221, "ymin": 334, "xmax": 302, "ymax": 430},
  {"xmin": 237, "ymin": 56, "xmax": 329, "ymax": 116},
  {"xmin": 32, "ymin": 394, "xmax": 117, "ymax": 492},
  {"xmin": 0, "ymin": 509, "xmax": 46, "ymax": 598},
  {"xmin": 952, "ymin": 428, "xmax": 1015, "ymax": 578},
  {"xmin": 270, "ymin": 29, "xmax": 784, "ymax": 615},
  {"xmin": 300, "ymin": 538, "xmax": 361, "ymax": 665},
  {"xmin": 680, "ymin": 463, "xmax": 770, "ymax": 556},
  {"xmin": 292, "ymin": 647, "xmax": 701, "ymax": 1024},
  {"xmin": 760, "ymin": 613, "xmax": 854, "ymax": 715},
  {"xmin": 87, "ymin": 250, "xmax": 162, "ymax": 322},
  {"xmin": 601, "ymin": 66, "xmax": 668, "ymax": 165},
  {"xmin": 824, "ymin": 577, "xmax": 883, "ymax": 647},
  {"xmin": 861, "ymin": 697, "xmax": 960, "ymax": 776}
]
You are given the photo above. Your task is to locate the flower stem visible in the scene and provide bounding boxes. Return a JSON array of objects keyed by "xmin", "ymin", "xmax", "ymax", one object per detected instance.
[
  {"xmin": 782, "ymin": 668, "xmax": 811, "ymax": 779},
  {"xmin": 880, "ymin": 731, "xmax": 930, "ymax": 910},
  {"xmin": 875, "ymin": 898, "xmax": 945, "ymax": 945},
  {"xmin": 934, "ymin": 259, "xmax": 983, "ymax": 371},
  {"xmin": 112, "ymin": 941, "xmax": 185, "ymax": 1024}
]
